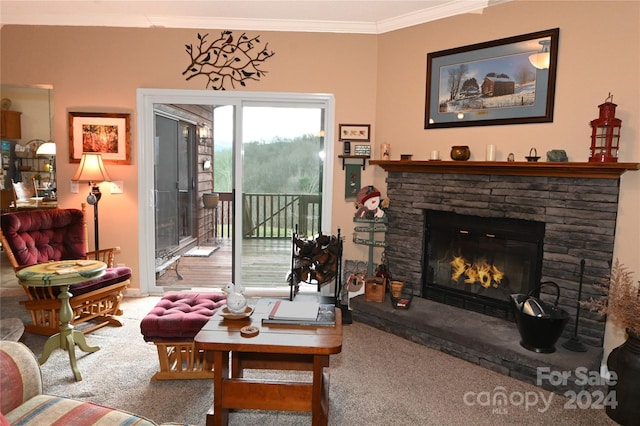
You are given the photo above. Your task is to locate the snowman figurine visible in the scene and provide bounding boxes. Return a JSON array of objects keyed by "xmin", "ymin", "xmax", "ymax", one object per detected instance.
[
  {"xmin": 222, "ymin": 282, "xmax": 247, "ymax": 314},
  {"xmin": 354, "ymin": 185, "xmax": 387, "ymax": 219}
]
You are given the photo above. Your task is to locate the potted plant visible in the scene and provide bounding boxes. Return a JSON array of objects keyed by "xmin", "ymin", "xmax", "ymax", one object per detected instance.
[
  {"xmin": 202, "ymin": 193, "xmax": 219, "ymax": 209},
  {"xmin": 582, "ymin": 260, "xmax": 640, "ymax": 425}
]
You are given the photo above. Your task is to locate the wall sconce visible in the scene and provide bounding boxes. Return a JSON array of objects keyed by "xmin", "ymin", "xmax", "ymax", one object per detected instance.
[
  {"xmin": 529, "ymin": 40, "xmax": 550, "ymax": 70},
  {"xmin": 198, "ymin": 123, "xmax": 211, "ymax": 142},
  {"xmin": 72, "ymin": 153, "xmax": 111, "ymax": 250}
]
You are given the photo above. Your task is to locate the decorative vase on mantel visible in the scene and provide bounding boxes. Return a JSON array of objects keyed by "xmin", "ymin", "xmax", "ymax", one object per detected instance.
[
  {"xmin": 450, "ymin": 146, "xmax": 470, "ymax": 161},
  {"xmin": 606, "ymin": 330, "xmax": 640, "ymax": 425}
]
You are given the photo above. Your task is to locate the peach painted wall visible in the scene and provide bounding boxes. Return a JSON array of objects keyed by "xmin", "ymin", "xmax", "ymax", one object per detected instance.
[
  {"xmin": 0, "ymin": 27, "xmax": 379, "ymax": 293},
  {"xmin": 374, "ymin": 0, "xmax": 639, "ymax": 358},
  {"xmin": 375, "ymin": 1, "xmax": 639, "ymax": 277},
  {"xmin": 1, "ymin": 1, "xmax": 638, "ymax": 355}
]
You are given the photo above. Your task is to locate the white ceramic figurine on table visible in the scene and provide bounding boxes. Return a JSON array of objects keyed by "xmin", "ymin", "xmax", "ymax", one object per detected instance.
[{"xmin": 222, "ymin": 282, "xmax": 247, "ymax": 314}]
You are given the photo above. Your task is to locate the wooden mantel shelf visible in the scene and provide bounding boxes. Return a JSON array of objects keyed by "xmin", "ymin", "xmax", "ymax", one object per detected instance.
[{"xmin": 368, "ymin": 160, "xmax": 640, "ymax": 179}]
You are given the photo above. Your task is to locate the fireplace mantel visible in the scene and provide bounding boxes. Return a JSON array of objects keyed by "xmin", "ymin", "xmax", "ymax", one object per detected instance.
[{"xmin": 369, "ymin": 160, "xmax": 640, "ymax": 179}]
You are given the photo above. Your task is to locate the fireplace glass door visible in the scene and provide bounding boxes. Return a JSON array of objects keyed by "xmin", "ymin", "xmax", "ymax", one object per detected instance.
[{"xmin": 423, "ymin": 210, "xmax": 544, "ymax": 320}]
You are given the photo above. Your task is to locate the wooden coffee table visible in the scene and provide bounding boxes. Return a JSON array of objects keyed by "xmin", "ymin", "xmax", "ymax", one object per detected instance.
[{"xmin": 194, "ymin": 301, "xmax": 343, "ymax": 426}]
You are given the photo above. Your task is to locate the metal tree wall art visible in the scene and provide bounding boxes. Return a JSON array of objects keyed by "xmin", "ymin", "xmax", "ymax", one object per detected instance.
[{"xmin": 183, "ymin": 31, "xmax": 275, "ymax": 90}]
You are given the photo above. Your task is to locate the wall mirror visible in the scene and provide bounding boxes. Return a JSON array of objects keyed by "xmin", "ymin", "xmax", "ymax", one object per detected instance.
[{"xmin": 1, "ymin": 84, "xmax": 56, "ymax": 203}]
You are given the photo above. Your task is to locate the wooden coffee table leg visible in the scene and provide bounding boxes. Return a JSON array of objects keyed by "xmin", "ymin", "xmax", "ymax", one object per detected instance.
[
  {"xmin": 207, "ymin": 350, "xmax": 229, "ymax": 426},
  {"xmin": 311, "ymin": 355, "xmax": 330, "ymax": 426}
]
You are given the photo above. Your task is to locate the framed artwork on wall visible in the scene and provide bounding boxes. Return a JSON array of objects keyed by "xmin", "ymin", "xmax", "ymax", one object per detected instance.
[
  {"xmin": 425, "ymin": 28, "xmax": 559, "ymax": 129},
  {"xmin": 339, "ymin": 124, "xmax": 370, "ymax": 142},
  {"xmin": 69, "ymin": 112, "xmax": 131, "ymax": 164}
]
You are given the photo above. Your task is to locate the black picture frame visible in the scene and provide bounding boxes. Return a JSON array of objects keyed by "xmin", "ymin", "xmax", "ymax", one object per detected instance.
[
  {"xmin": 339, "ymin": 124, "xmax": 371, "ymax": 141},
  {"xmin": 425, "ymin": 28, "xmax": 559, "ymax": 129}
]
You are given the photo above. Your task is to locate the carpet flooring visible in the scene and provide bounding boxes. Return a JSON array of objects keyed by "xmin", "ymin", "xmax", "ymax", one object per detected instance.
[{"xmin": 0, "ymin": 294, "xmax": 617, "ymax": 425}]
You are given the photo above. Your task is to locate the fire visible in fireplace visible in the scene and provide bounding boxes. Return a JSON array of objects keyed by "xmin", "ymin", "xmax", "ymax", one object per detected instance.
[
  {"xmin": 450, "ymin": 256, "xmax": 504, "ymax": 288},
  {"xmin": 423, "ymin": 210, "xmax": 545, "ymax": 320}
]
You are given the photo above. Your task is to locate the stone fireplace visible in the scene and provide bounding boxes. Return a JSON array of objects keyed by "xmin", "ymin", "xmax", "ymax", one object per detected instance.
[{"xmin": 372, "ymin": 161, "xmax": 638, "ymax": 347}]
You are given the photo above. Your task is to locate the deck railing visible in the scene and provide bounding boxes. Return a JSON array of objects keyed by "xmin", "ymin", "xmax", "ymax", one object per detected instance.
[{"xmin": 206, "ymin": 192, "xmax": 321, "ymax": 240}]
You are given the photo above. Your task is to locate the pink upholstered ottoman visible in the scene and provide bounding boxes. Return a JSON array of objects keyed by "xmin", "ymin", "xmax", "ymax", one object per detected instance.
[{"xmin": 140, "ymin": 293, "xmax": 226, "ymax": 380}]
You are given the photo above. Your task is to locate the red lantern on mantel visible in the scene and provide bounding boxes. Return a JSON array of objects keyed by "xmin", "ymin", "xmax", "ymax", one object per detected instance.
[{"xmin": 589, "ymin": 93, "xmax": 621, "ymax": 163}]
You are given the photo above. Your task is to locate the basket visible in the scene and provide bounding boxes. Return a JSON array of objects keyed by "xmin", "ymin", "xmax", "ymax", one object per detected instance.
[
  {"xmin": 510, "ymin": 281, "xmax": 570, "ymax": 353},
  {"xmin": 390, "ymin": 281, "xmax": 404, "ymax": 298},
  {"xmin": 364, "ymin": 277, "xmax": 386, "ymax": 302}
]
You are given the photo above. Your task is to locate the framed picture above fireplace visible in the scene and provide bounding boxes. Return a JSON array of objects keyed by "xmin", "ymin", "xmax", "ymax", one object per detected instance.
[{"xmin": 425, "ymin": 28, "xmax": 559, "ymax": 129}]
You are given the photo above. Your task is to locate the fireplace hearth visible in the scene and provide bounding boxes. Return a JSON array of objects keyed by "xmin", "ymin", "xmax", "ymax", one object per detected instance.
[{"xmin": 423, "ymin": 210, "xmax": 544, "ymax": 320}]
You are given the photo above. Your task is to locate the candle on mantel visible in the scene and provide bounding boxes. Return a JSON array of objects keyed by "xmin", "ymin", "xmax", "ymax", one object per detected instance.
[
  {"xmin": 380, "ymin": 144, "xmax": 390, "ymax": 160},
  {"xmin": 486, "ymin": 144, "xmax": 496, "ymax": 161}
]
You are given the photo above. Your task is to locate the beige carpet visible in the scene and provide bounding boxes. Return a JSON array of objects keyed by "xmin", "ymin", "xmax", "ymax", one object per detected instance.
[{"xmin": 0, "ymin": 294, "xmax": 617, "ymax": 425}]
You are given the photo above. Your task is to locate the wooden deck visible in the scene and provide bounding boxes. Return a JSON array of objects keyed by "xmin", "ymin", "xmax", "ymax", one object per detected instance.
[{"xmin": 155, "ymin": 238, "xmax": 293, "ymax": 289}]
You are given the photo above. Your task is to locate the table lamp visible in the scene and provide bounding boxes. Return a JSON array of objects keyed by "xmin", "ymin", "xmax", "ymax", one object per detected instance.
[{"xmin": 72, "ymin": 153, "xmax": 111, "ymax": 250}]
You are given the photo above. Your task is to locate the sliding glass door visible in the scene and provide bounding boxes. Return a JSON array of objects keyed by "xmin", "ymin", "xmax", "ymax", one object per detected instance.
[
  {"xmin": 137, "ymin": 90, "xmax": 335, "ymax": 295},
  {"xmin": 238, "ymin": 105, "xmax": 325, "ymax": 287},
  {"xmin": 154, "ymin": 113, "xmax": 195, "ymax": 261}
]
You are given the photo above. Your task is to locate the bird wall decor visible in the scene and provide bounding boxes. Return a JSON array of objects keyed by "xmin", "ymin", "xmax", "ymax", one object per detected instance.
[{"xmin": 183, "ymin": 31, "xmax": 276, "ymax": 90}]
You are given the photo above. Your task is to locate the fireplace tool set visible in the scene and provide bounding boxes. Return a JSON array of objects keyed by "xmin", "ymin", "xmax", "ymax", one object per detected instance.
[{"xmin": 562, "ymin": 259, "xmax": 588, "ymax": 352}]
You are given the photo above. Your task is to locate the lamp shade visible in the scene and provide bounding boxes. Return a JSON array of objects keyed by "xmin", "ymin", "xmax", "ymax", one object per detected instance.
[
  {"xmin": 36, "ymin": 142, "xmax": 56, "ymax": 156},
  {"xmin": 72, "ymin": 153, "xmax": 111, "ymax": 182}
]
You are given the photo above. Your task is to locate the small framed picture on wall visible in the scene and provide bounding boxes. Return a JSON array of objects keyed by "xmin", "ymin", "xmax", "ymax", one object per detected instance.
[{"xmin": 339, "ymin": 124, "xmax": 370, "ymax": 142}]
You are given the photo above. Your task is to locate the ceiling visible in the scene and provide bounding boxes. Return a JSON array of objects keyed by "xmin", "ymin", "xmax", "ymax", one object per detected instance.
[{"xmin": 0, "ymin": 0, "xmax": 509, "ymax": 34}]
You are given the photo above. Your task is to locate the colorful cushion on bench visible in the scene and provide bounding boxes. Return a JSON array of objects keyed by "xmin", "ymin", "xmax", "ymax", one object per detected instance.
[{"xmin": 140, "ymin": 293, "xmax": 227, "ymax": 342}]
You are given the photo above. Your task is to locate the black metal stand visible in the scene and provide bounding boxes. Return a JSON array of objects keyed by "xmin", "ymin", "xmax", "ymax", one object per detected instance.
[
  {"xmin": 86, "ymin": 184, "xmax": 102, "ymax": 251},
  {"xmin": 562, "ymin": 259, "xmax": 588, "ymax": 352},
  {"xmin": 288, "ymin": 226, "xmax": 351, "ymax": 324}
]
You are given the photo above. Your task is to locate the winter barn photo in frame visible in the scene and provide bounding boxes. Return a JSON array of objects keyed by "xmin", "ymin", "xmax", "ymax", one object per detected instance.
[{"xmin": 425, "ymin": 28, "xmax": 559, "ymax": 129}]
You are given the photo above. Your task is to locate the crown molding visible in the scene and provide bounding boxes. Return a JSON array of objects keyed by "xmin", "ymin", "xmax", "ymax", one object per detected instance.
[
  {"xmin": 148, "ymin": 16, "xmax": 379, "ymax": 34},
  {"xmin": 0, "ymin": 1, "xmax": 512, "ymax": 34},
  {"xmin": 376, "ymin": 0, "xmax": 489, "ymax": 33}
]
